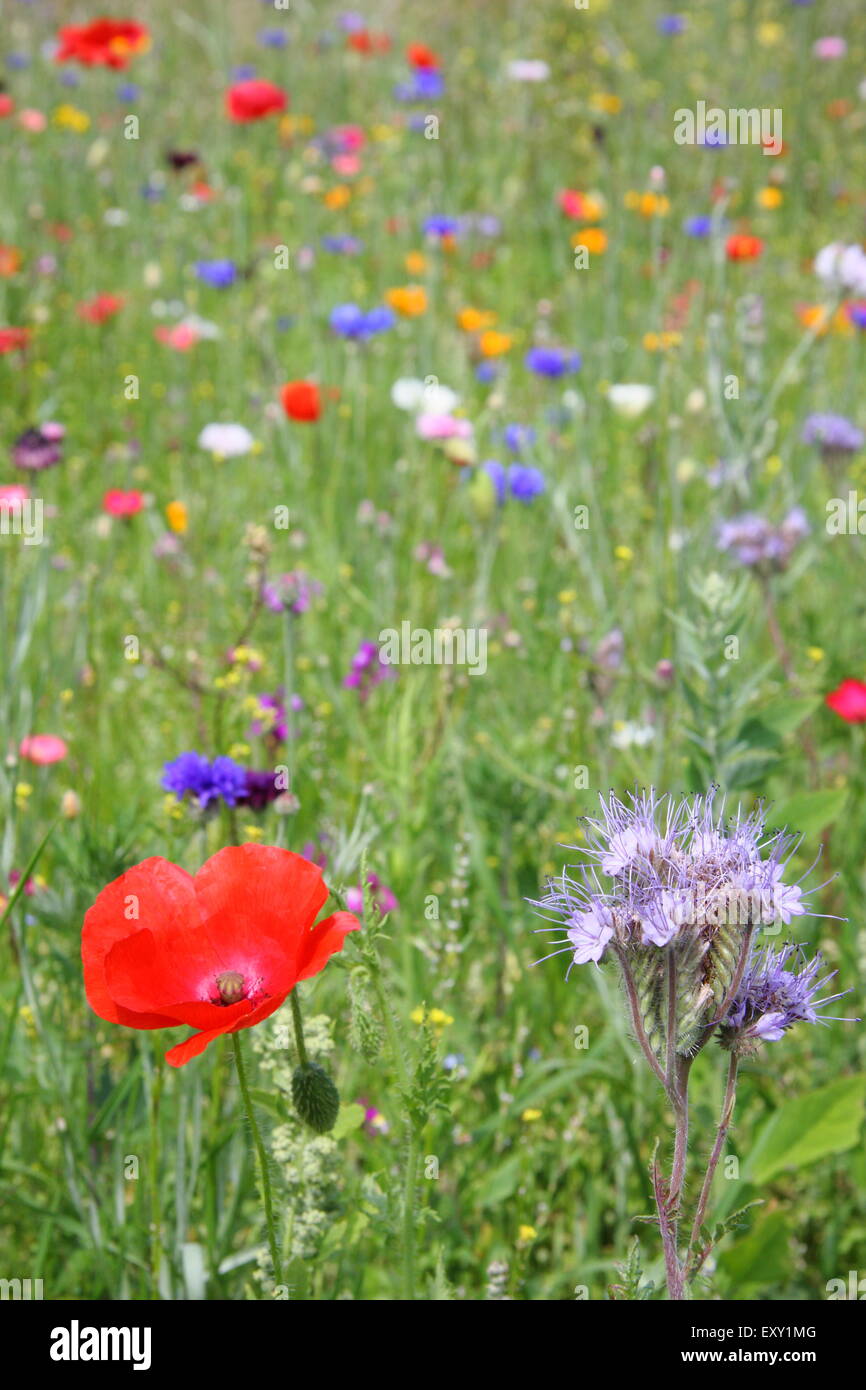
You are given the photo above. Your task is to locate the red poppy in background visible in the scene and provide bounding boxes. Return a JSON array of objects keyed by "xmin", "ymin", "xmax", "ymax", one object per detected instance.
[
  {"xmin": 77, "ymin": 293, "xmax": 125, "ymax": 324},
  {"xmin": 55, "ymin": 19, "xmax": 151, "ymax": 69},
  {"xmin": 0, "ymin": 94, "xmax": 14, "ymax": 118},
  {"xmin": 225, "ymin": 79, "xmax": 287, "ymax": 123},
  {"xmin": 347, "ymin": 30, "xmax": 391, "ymax": 55},
  {"xmin": 726, "ymin": 234, "xmax": 764, "ymax": 262},
  {"xmin": 825, "ymin": 678, "xmax": 866, "ymax": 723},
  {"xmin": 407, "ymin": 43, "xmax": 440, "ymax": 70},
  {"xmin": 82, "ymin": 845, "xmax": 359, "ymax": 1066},
  {"xmin": 0, "ymin": 327, "xmax": 30, "ymax": 353},
  {"xmin": 103, "ymin": 488, "xmax": 144, "ymax": 517},
  {"xmin": 280, "ymin": 380, "xmax": 321, "ymax": 422}
]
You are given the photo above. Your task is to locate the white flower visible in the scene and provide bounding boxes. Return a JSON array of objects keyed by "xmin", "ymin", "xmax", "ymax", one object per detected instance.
[
  {"xmin": 197, "ymin": 422, "xmax": 254, "ymax": 457},
  {"xmin": 507, "ymin": 59, "xmax": 550, "ymax": 82},
  {"xmin": 607, "ymin": 383, "xmax": 655, "ymax": 419},
  {"xmin": 391, "ymin": 377, "xmax": 459, "ymax": 415},
  {"xmin": 814, "ymin": 241, "xmax": 866, "ymax": 294},
  {"xmin": 610, "ymin": 720, "xmax": 656, "ymax": 750}
]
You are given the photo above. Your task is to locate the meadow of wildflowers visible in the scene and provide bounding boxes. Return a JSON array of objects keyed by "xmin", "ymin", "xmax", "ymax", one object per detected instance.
[{"xmin": 2, "ymin": 0, "xmax": 866, "ymax": 1317}]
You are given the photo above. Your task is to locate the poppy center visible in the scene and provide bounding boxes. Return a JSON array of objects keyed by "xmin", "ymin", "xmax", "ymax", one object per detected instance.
[{"xmin": 215, "ymin": 970, "xmax": 246, "ymax": 1006}]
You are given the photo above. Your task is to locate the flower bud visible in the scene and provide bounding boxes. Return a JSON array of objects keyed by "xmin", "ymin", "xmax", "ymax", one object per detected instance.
[{"xmin": 291, "ymin": 1061, "xmax": 340, "ymax": 1133}]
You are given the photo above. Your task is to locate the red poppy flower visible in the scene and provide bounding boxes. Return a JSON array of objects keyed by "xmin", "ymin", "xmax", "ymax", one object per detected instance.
[
  {"xmin": 280, "ymin": 380, "xmax": 321, "ymax": 422},
  {"xmin": 726, "ymin": 234, "xmax": 764, "ymax": 262},
  {"xmin": 0, "ymin": 327, "xmax": 29, "ymax": 353},
  {"xmin": 225, "ymin": 79, "xmax": 287, "ymax": 123},
  {"xmin": 0, "ymin": 94, "xmax": 14, "ymax": 118},
  {"xmin": 103, "ymin": 488, "xmax": 144, "ymax": 517},
  {"xmin": 407, "ymin": 43, "xmax": 440, "ymax": 70},
  {"xmin": 55, "ymin": 19, "xmax": 151, "ymax": 69},
  {"xmin": 347, "ymin": 30, "xmax": 391, "ymax": 55},
  {"xmin": 77, "ymin": 292, "xmax": 125, "ymax": 324},
  {"xmin": 82, "ymin": 845, "xmax": 359, "ymax": 1066},
  {"xmin": 825, "ymin": 677, "xmax": 866, "ymax": 723}
]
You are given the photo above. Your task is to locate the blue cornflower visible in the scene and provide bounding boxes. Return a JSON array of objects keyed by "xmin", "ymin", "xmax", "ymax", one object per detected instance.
[
  {"xmin": 258, "ymin": 28, "xmax": 289, "ymax": 48},
  {"xmin": 395, "ymin": 69, "xmax": 445, "ymax": 102},
  {"xmin": 503, "ymin": 423, "xmax": 536, "ymax": 454},
  {"xmin": 684, "ymin": 214, "xmax": 713, "ymax": 237},
  {"xmin": 329, "ymin": 303, "xmax": 395, "ymax": 339},
  {"xmin": 161, "ymin": 752, "xmax": 247, "ymax": 808},
  {"xmin": 423, "ymin": 215, "xmax": 460, "ymax": 239},
  {"xmin": 657, "ymin": 15, "xmax": 686, "ymax": 35},
  {"xmin": 195, "ymin": 259, "xmax": 238, "ymax": 289},
  {"xmin": 508, "ymin": 465, "xmax": 546, "ymax": 502},
  {"xmin": 482, "ymin": 459, "xmax": 507, "ymax": 504},
  {"xmin": 524, "ymin": 346, "xmax": 581, "ymax": 378}
]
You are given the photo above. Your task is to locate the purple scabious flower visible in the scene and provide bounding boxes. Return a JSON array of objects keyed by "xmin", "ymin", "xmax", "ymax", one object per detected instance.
[
  {"xmin": 161, "ymin": 752, "xmax": 247, "ymax": 808},
  {"xmin": 12, "ymin": 423, "xmax": 65, "ymax": 472},
  {"xmin": 508, "ymin": 464, "xmax": 546, "ymax": 502},
  {"xmin": 194, "ymin": 259, "xmax": 238, "ymax": 289},
  {"xmin": 801, "ymin": 412, "xmax": 864, "ymax": 455},
  {"xmin": 531, "ymin": 787, "xmax": 815, "ymax": 977},
  {"xmin": 343, "ymin": 640, "xmax": 397, "ymax": 702},
  {"xmin": 524, "ymin": 346, "xmax": 581, "ymax": 378},
  {"xmin": 721, "ymin": 942, "xmax": 854, "ymax": 1047},
  {"xmin": 262, "ymin": 571, "xmax": 322, "ymax": 615},
  {"xmin": 716, "ymin": 507, "xmax": 809, "ymax": 571}
]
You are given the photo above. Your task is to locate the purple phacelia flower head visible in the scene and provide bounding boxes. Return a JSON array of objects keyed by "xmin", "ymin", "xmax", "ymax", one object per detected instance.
[
  {"xmin": 721, "ymin": 942, "xmax": 855, "ymax": 1050},
  {"xmin": 716, "ymin": 507, "xmax": 809, "ymax": 571},
  {"xmin": 801, "ymin": 412, "xmax": 864, "ymax": 456}
]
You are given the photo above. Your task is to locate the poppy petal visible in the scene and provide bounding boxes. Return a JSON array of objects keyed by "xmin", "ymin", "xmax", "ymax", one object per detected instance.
[
  {"xmin": 297, "ymin": 910, "xmax": 360, "ymax": 981},
  {"xmin": 82, "ymin": 858, "xmax": 196, "ymax": 1026}
]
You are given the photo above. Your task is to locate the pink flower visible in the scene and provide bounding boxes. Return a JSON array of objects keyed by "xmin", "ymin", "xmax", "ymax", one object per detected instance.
[
  {"xmin": 0, "ymin": 483, "xmax": 30, "ymax": 509},
  {"xmin": 18, "ymin": 109, "xmax": 47, "ymax": 132},
  {"xmin": 20, "ymin": 734, "xmax": 68, "ymax": 765},
  {"xmin": 415, "ymin": 414, "xmax": 473, "ymax": 441},
  {"xmin": 103, "ymin": 489, "xmax": 144, "ymax": 517},
  {"xmin": 155, "ymin": 322, "xmax": 200, "ymax": 351},
  {"xmin": 813, "ymin": 36, "xmax": 847, "ymax": 60}
]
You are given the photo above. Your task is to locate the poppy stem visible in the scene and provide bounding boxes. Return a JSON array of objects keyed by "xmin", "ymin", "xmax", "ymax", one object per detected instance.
[
  {"xmin": 289, "ymin": 990, "xmax": 308, "ymax": 1066},
  {"xmin": 231, "ymin": 1033, "xmax": 283, "ymax": 1291}
]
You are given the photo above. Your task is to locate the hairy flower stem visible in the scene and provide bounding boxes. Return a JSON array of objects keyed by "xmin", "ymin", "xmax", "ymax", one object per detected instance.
[
  {"xmin": 231, "ymin": 1033, "xmax": 284, "ymax": 1291},
  {"xmin": 687, "ymin": 1053, "xmax": 740, "ymax": 1277},
  {"xmin": 614, "ymin": 946, "xmax": 666, "ymax": 1086},
  {"xmin": 290, "ymin": 990, "xmax": 308, "ymax": 1066}
]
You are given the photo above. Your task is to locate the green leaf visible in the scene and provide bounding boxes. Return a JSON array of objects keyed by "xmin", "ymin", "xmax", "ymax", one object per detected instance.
[
  {"xmin": 767, "ymin": 786, "xmax": 848, "ymax": 837},
  {"xmin": 745, "ymin": 1074, "xmax": 866, "ymax": 1184},
  {"xmin": 717, "ymin": 1210, "xmax": 790, "ymax": 1289},
  {"xmin": 476, "ymin": 1155, "xmax": 522, "ymax": 1207},
  {"xmin": 756, "ymin": 696, "xmax": 821, "ymax": 738}
]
